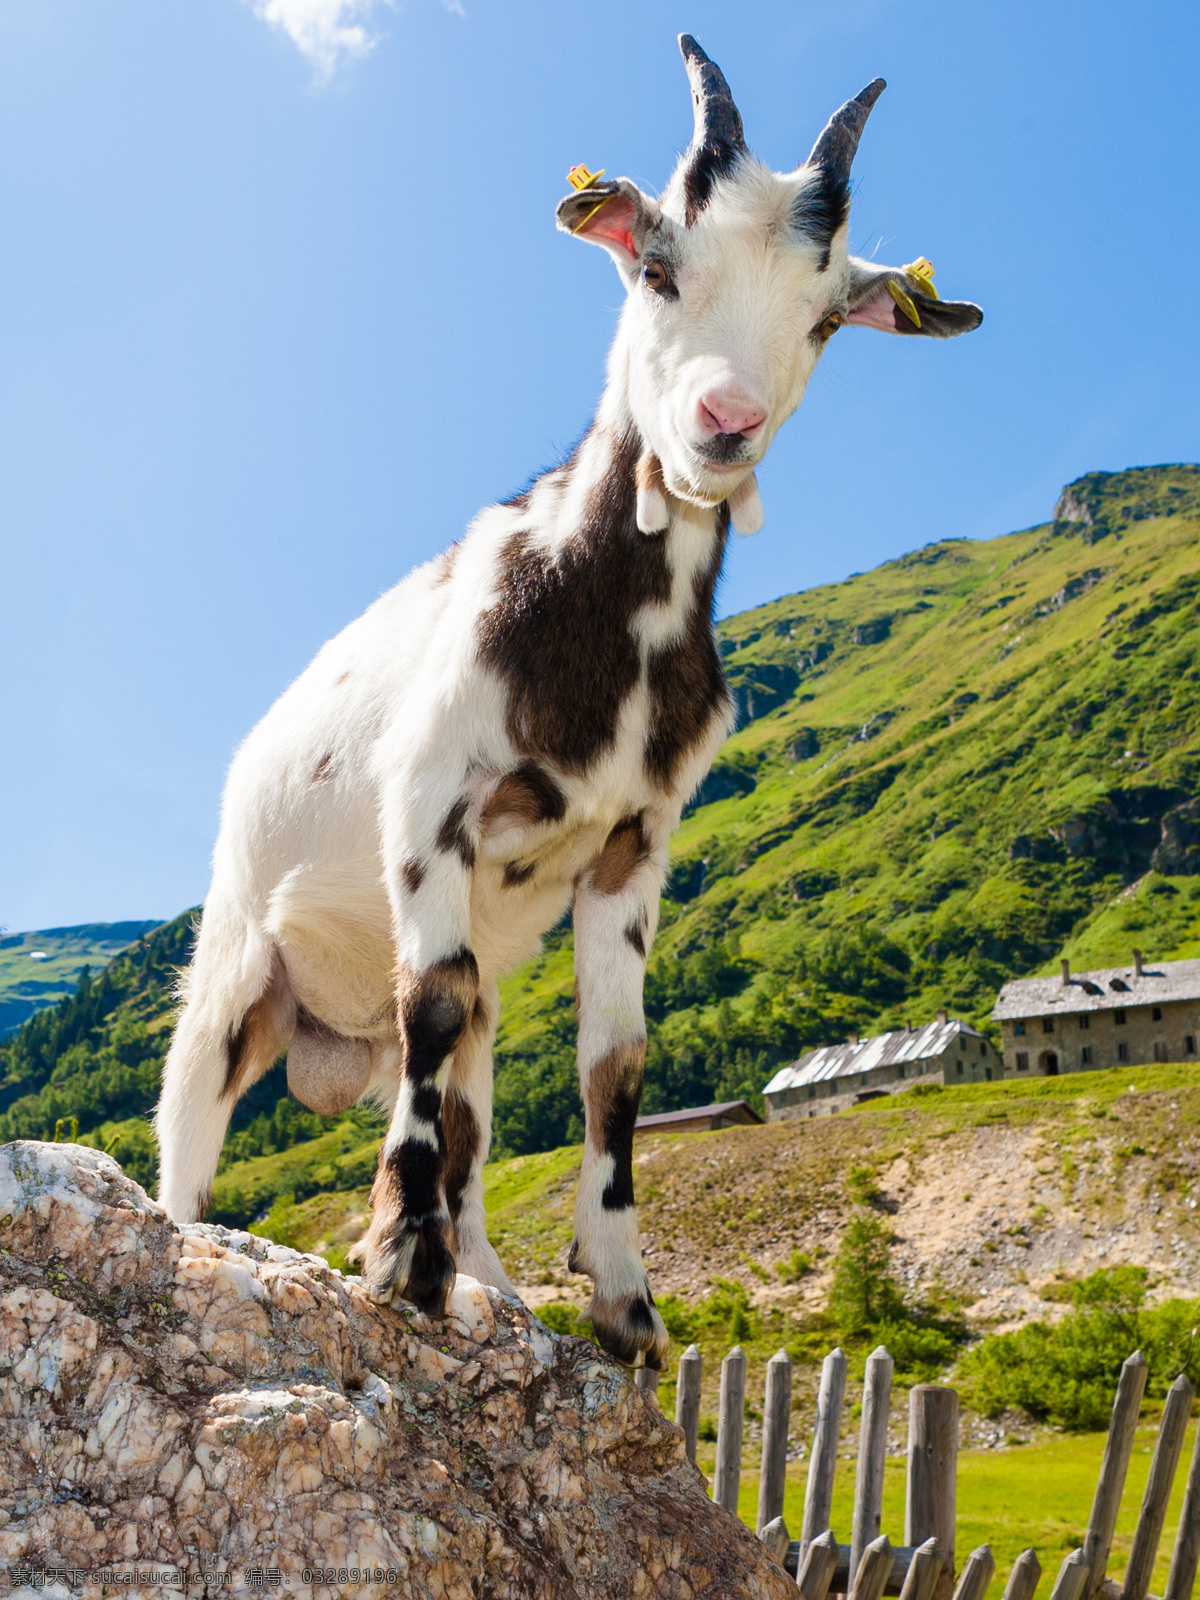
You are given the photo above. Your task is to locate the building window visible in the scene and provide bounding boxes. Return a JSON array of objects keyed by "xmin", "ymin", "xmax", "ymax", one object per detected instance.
[
  {"xmin": 956, "ymin": 1061, "xmax": 964, "ymax": 1076},
  {"xmin": 1118, "ymin": 1041, "xmax": 1129, "ymax": 1062},
  {"xmin": 959, "ymin": 1037, "xmax": 966, "ymax": 1052},
  {"xmin": 1115, "ymin": 1009, "xmax": 1126, "ymax": 1024},
  {"xmin": 1042, "ymin": 1017, "xmax": 1054, "ymax": 1033},
  {"xmin": 1016, "ymin": 1052, "xmax": 1029, "ymax": 1071},
  {"xmin": 980, "ymin": 1041, "xmax": 987, "ymax": 1056},
  {"xmin": 1154, "ymin": 1043, "xmax": 1168, "ymax": 1063},
  {"xmin": 1014, "ymin": 1020, "xmax": 1026, "ymax": 1036},
  {"xmin": 897, "ymin": 1064, "xmax": 906, "ymax": 1079},
  {"xmin": 1186, "ymin": 1036, "xmax": 1196, "ymax": 1055},
  {"xmin": 808, "ymin": 1086, "xmax": 816, "ymax": 1099},
  {"xmin": 861, "ymin": 1074, "xmax": 869, "ymax": 1089},
  {"xmin": 1152, "ymin": 1006, "xmax": 1162, "ymax": 1021},
  {"xmin": 1078, "ymin": 1014, "xmax": 1090, "ymax": 1030},
  {"xmin": 985, "ymin": 1066, "xmax": 993, "ymax": 1081},
  {"xmin": 1081, "ymin": 1046, "xmax": 1092, "ymax": 1065}
]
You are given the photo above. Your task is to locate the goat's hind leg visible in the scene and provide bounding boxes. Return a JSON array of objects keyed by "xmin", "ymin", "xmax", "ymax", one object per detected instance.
[{"xmin": 155, "ymin": 938, "xmax": 294, "ymax": 1223}]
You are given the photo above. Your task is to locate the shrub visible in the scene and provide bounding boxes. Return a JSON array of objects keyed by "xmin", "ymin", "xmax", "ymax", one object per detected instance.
[{"xmin": 958, "ymin": 1267, "xmax": 1199, "ymax": 1429}]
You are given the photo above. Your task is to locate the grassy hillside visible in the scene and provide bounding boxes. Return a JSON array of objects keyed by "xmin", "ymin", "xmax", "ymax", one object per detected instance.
[
  {"xmin": 4, "ymin": 462, "xmax": 1200, "ymax": 1186},
  {"xmin": 0, "ymin": 920, "xmax": 161, "ymax": 1034}
]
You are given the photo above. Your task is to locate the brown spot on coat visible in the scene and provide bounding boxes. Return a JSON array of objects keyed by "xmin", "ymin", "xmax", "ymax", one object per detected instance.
[
  {"xmin": 222, "ymin": 951, "xmax": 295, "ymax": 1101},
  {"xmin": 312, "ymin": 751, "xmax": 334, "ymax": 783},
  {"xmin": 432, "ymin": 543, "xmax": 459, "ymax": 587},
  {"xmin": 475, "ymin": 426, "xmax": 675, "ymax": 775},
  {"xmin": 481, "ymin": 761, "xmax": 567, "ymax": 830},
  {"xmin": 644, "ymin": 512, "xmax": 732, "ymax": 789},
  {"xmin": 396, "ymin": 949, "xmax": 480, "ymax": 1082},
  {"xmin": 443, "ymin": 1089, "xmax": 480, "ymax": 1225},
  {"xmin": 402, "ymin": 857, "xmax": 426, "ymax": 894},
  {"xmin": 590, "ymin": 813, "xmax": 650, "ymax": 896},
  {"xmin": 635, "ymin": 448, "xmax": 667, "ymax": 505},
  {"xmin": 435, "ymin": 796, "xmax": 476, "ymax": 870},
  {"xmin": 585, "ymin": 1040, "xmax": 645, "ymax": 1211},
  {"xmin": 503, "ymin": 860, "xmax": 536, "ymax": 888}
]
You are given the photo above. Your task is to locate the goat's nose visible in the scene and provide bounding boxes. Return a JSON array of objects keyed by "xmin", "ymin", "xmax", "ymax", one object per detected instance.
[{"xmin": 697, "ymin": 390, "xmax": 768, "ymax": 439}]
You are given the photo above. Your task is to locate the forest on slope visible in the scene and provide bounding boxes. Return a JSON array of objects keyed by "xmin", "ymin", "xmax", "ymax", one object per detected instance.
[{"xmin": 3, "ymin": 462, "xmax": 1199, "ymax": 1184}]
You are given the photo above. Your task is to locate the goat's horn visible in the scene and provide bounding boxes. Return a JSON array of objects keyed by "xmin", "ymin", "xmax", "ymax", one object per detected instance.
[
  {"xmin": 803, "ymin": 78, "xmax": 886, "ymax": 183},
  {"xmin": 678, "ymin": 34, "xmax": 747, "ymax": 223}
]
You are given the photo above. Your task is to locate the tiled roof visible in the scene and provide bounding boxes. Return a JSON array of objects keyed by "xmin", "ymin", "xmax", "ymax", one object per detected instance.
[
  {"xmin": 992, "ymin": 957, "xmax": 1200, "ymax": 1020},
  {"xmin": 762, "ymin": 1018, "xmax": 982, "ymax": 1096},
  {"xmin": 634, "ymin": 1100, "xmax": 762, "ymax": 1129}
]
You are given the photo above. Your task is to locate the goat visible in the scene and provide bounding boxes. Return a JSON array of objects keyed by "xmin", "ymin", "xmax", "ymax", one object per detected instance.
[{"xmin": 155, "ymin": 34, "xmax": 981, "ymax": 1370}]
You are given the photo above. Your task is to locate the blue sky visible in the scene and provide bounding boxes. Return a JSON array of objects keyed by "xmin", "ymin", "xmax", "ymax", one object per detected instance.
[{"xmin": 2, "ymin": 0, "xmax": 1198, "ymax": 931}]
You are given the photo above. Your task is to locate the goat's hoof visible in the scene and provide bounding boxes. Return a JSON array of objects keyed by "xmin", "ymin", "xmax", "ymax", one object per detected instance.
[
  {"xmin": 351, "ymin": 1213, "xmax": 457, "ymax": 1317},
  {"xmin": 589, "ymin": 1285, "xmax": 670, "ymax": 1371}
]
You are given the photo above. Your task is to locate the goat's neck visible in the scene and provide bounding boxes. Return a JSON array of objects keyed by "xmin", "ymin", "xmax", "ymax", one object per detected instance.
[{"xmin": 545, "ymin": 362, "xmax": 727, "ymax": 597}]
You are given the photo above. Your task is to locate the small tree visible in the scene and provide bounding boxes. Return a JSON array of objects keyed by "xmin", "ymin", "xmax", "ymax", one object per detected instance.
[{"xmin": 829, "ymin": 1209, "xmax": 904, "ymax": 1334}]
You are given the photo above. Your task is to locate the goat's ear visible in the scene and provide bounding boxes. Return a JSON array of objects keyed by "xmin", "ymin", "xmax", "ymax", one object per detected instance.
[
  {"xmin": 556, "ymin": 179, "xmax": 659, "ymax": 272},
  {"xmin": 846, "ymin": 256, "xmax": 983, "ymax": 338}
]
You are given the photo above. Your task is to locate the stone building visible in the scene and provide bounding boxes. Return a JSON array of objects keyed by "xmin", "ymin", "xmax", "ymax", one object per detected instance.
[
  {"xmin": 992, "ymin": 952, "xmax": 1200, "ymax": 1077},
  {"xmin": 762, "ymin": 1013, "xmax": 1000, "ymax": 1122}
]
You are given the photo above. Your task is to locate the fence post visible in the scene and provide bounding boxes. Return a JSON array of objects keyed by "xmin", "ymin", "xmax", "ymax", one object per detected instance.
[
  {"xmin": 1049, "ymin": 1550, "xmax": 1089, "ymax": 1600},
  {"xmin": 1164, "ymin": 1404, "xmax": 1200, "ymax": 1600},
  {"xmin": 713, "ymin": 1344, "xmax": 746, "ymax": 1515},
  {"xmin": 1122, "ymin": 1372, "xmax": 1194, "ymax": 1600},
  {"xmin": 849, "ymin": 1535, "xmax": 893, "ymax": 1600},
  {"xmin": 675, "ymin": 1343, "xmax": 702, "ymax": 1465},
  {"xmin": 797, "ymin": 1531, "xmax": 841, "ymax": 1600},
  {"xmin": 850, "ymin": 1345, "xmax": 894, "ymax": 1588},
  {"xmin": 757, "ymin": 1347, "xmax": 793, "ymax": 1535},
  {"xmin": 897, "ymin": 1537, "xmax": 944, "ymax": 1600},
  {"xmin": 1001, "ymin": 1549, "xmax": 1041, "ymax": 1600},
  {"xmin": 801, "ymin": 1347, "xmax": 847, "ymax": 1567},
  {"xmin": 634, "ymin": 1364, "xmax": 659, "ymax": 1405},
  {"xmin": 905, "ymin": 1385, "xmax": 958, "ymax": 1600},
  {"xmin": 762, "ymin": 1515, "xmax": 791, "ymax": 1565},
  {"xmin": 1083, "ymin": 1350, "xmax": 1148, "ymax": 1599},
  {"xmin": 951, "ymin": 1545, "xmax": 995, "ymax": 1600}
]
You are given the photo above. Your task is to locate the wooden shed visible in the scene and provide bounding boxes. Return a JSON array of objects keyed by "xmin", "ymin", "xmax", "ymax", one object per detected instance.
[{"xmin": 633, "ymin": 1100, "xmax": 763, "ymax": 1137}]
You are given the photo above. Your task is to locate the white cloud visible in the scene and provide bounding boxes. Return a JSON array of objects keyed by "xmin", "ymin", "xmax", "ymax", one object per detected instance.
[{"xmin": 245, "ymin": 0, "xmax": 388, "ymax": 80}]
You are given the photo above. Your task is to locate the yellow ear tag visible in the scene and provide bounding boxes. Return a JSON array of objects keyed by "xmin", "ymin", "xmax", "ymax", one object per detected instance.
[
  {"xmin": 886, "ymin": 278, "xmax": 922, "ymax": 328},
  {"xmin": 565, "ymin": 164, "xmax": 611, "ymax": 235},
  {"xmin": 903, "ymin": 256, "xmax": 939, "ymax": 300}
]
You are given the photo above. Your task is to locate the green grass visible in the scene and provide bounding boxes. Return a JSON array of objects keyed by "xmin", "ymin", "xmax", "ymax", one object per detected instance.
[
  {"xmin": 702, "ymin": 1420, "xmax": 1199, "ymax": 1595},
  {"xmin": 0, "ymin": 920, "xmax": 161, "ymax": 1035}
]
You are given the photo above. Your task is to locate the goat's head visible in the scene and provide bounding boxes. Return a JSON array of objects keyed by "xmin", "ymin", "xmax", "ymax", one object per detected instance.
[{"xmin": 557, "ymin": 35, "xmax": 982, "ymax": 525}]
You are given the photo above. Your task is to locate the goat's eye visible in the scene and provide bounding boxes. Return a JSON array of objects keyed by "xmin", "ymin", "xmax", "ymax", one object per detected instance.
[
  {"xmin": 819, "ymin": 312, "xmax": 845, "ymax": 340},
  {"xmin": 642, "ymin": 259, "xmax": 670, "ymax": 293}
]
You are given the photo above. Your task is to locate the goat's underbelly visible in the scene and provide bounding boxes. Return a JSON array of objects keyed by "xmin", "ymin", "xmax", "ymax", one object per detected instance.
[{"xmin": 265, "ymin": 865, "xmax": 397, "ymax": 1036}]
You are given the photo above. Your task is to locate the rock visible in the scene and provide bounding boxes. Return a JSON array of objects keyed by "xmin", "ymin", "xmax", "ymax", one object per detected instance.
[{"xmin": 0, "ymin": 1142, "xmax": 792, "ymax": 1599}]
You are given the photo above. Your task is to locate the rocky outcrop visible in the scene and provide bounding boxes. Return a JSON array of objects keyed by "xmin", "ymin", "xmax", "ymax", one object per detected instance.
[{"xmin": 0, "ymin": 1142, "xmax": 793, "ymax": 1599}]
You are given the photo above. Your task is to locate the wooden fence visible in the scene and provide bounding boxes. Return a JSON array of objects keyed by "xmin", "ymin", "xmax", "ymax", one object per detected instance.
[{"xmin": 635, "ymin": 1345, "xmax": 1200, "ymax": 1599}]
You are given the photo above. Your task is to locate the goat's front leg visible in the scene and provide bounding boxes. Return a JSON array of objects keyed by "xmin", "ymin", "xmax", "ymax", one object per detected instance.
[
  {"xmin": 352, "ymin": 776, "xmax": 479, "ymax": 1316},
  {"xmin": 569, "ymin": 811, "xmax": 671, "ymax": 1369}
]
